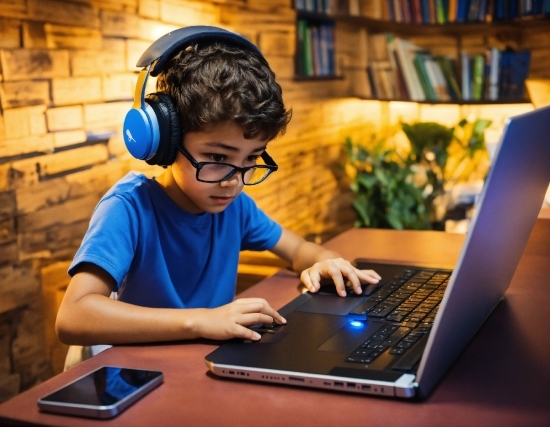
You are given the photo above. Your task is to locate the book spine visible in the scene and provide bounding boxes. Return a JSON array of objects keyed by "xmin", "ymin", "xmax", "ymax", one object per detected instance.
[
  {"xmin": 303, "ymin": 23, "xmax": 314, "ymax": 76},
  {"xmin": 437, "ymin": 56, "xmax": 463, "ymax": 100},
  {"xmin": 488, "ymin": 47, "xmax": 501, "ymax": 100},
  {"xmin": 311, "ymin": 26, "xmax": 321, "ymax": 76},
  {"xmin": 421, "ymin": 0, "xmax": 431, "ymax": 21},
  {"xmin": 448, "ymin": 0, "xmax": 458, "ymax": 21},
  {"xmin": 435, "ymin": 0, "xmax": 448, "ymax": 22},
  {"xmin": 387, "ymin": 34, "xmax": 410, "ymax": 99},
  {"xmin": 461, "ymin": 51, "xmax": 471, "ymax": 100},
  {"xmin": 394, "ymin": 38, "xmax": 426, "ymax": 101},
  {"xmin": 456, "ymin": 0, "xmax": 469, "ymax": 22},
  {"xmin": 472, "ymin": 54, "xmax": 485, "ymax": 100},
  {"xmin": 367, "ymin": 64, "xmax": 380, "ymax": 98},
  {"xmin": 430, "ymin": 58, "xmax": 452, "ymax": 101},
  {"xmin": 297, "ymin": 20, "xmax": 307, "ymax": 76},
  {"xmin": 411, "ymin": 0, "xmax": 424, "ymax": 22},
  {"xmin": 414, "ymin": 54, "xmax": 438, "ymax": 100}
]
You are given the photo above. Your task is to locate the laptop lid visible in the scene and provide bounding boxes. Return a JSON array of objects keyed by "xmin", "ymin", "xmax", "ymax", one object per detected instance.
[{"xmin": 415, "ymin": 105, "xmax": 550, "ymax": 398}]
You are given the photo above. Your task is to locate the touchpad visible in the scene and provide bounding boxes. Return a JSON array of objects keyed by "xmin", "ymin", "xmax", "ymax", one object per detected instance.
[
  {"xmin": 317, "ymin": 321, "xmax": 382, "ymax": 353},
  {"xmin": 295, "ymin": 295, "xmax": 365, "ymax": 315}
]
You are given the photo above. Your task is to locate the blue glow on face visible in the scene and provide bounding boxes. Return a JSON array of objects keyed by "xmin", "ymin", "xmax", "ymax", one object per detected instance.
[{"xmin": 349, "ymin": 320, "xmax": 364, "ymax": 328}]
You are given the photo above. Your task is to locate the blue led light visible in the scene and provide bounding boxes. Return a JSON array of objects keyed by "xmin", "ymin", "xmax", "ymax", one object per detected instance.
[{"xmin": 349, "ymin": 320, "xmax": 364, "ymax": 328}]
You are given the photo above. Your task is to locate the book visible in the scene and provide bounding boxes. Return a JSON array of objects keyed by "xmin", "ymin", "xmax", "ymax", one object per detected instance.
[
  {"xmin": 367, "ymin": 33, "xmax": 402, "ymax": 99},
  {"xmin": 303, "ymin": 22, "xmax": 314, "ymax": 76},
  {"xmin": 456, "ymin": 0, "xmax": 469, "ymax": 22},
  {"xmin": 311, "ymin": 26, "xmax": 320, "ymax": 76},
  {"xmin": 414, "ymin": 52, "xmax": 438, "ymax": 100},
  {"xmin": 394, "ymin": 37, "xmax": 426, "ymax": 101},
  {"xmin": 448, "ymin": 0, "xmax": 458, "ymax": 21},
  {"xmin": 296, "ymin": 20, "xmax": 308, "ymax": 76},
  {"xmin": 487, "ymin": 47, "xmax": 501, "ymax": 100},
  {"xmin": 411, "ymin": 0, "xmax": 423, "ymax": 23},
  {"xmin": 503, "ymin": 50, "xmax": 531, "ymax": 100},
  {"xmin": 325, "ymin": 25, "xmax": 335, "ymax": 75},
  {"xmin": 423, "ymin": 54, "xmax": 452, "ymax": 101},
  {"xmin": 461, "ymin": 51, "xmax": 471, "ymax": 100},
  {"xmin": 386, "ymin": 33, "xmax": 409, "ymax": 99},
  {"xmin": 421, "ymin": 0, "xmax": 431, "ymax": 22},
  {"xmin": 436, "ymin": 56, "xmax": 463, "ymax": 100},
  {"xmin": 435, "ymin": 0, "xmax": 448, "ymax": 23},
  {"xmin": 471, "ymin": 53, "xmax": 485, "ymax": 100},
  {"xmin": 368, "ymin": 61, "xmax": 398, "ymax": 99},
  {"xmin": 393, "ymin": 0, "xmax": 403, "ymax": 21}
]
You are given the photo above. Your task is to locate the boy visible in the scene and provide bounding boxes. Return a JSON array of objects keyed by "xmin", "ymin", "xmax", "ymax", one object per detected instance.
[{"xmin": 55, "ymin": 28, "xmax": 380, "ymax": 347}]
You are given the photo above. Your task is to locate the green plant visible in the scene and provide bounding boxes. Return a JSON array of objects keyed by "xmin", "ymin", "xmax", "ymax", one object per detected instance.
[
  {"xmin": 344, "ymin": 136, "xmax": 429, "ymax": 230},
  {"xmin": 402, "ymin": 119, "xmax": 491, "ymax": 224},
  {"xmin": 343, "ymin": 118, "xmax": 492, "ymax": 230}
]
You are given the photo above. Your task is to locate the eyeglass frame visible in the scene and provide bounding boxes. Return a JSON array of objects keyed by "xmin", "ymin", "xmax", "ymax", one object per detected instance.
[{"xmin": 176, "ymin": 144, "xmax": 278, "ymax": 185}]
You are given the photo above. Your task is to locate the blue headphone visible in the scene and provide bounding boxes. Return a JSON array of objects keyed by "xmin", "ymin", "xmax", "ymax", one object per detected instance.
[{"xmin": 123, "ymin": 26, "xmax": 263, "ymax": 166}]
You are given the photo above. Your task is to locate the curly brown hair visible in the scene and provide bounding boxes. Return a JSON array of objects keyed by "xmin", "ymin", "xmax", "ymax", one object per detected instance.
[{"xmin": 156, "ymin": 42, "xmax": 292, "ymax": 142}]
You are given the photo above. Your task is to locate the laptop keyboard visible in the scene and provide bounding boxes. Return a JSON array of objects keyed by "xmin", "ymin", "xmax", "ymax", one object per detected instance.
[{"xmin": 346, "ymin": 268, "xmax": 451, "ymax": 369}]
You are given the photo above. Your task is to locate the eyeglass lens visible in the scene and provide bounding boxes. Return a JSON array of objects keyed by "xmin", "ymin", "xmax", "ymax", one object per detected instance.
[{"xmin": 198, "ymin": 164, "xmax": 271, "ymax": 185}]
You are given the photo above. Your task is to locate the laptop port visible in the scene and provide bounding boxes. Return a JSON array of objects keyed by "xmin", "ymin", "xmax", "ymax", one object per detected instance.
[
  {"xmin": 347, "ymin": 382, "xmax": 356, "ymax": 388},
  {"xmin": 361, "ymin": 385, "xmax": 371, "ymax": 391},
  {"xmin": 334, "ymin": 381, "xmax": 344, "ymax": 387},
  {"xmin": 288, "ymin": 376, "xmax": 305, "ymax": 382}
]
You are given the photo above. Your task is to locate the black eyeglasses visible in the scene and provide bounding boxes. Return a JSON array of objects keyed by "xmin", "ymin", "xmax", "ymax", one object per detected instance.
[{"xmin": 176, "ymin": 144, "xmax": 278, "ymax": 186}]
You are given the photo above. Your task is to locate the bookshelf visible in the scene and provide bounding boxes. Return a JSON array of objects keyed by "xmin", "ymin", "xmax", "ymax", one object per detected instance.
[
  {"xmin": 293, "ymin": 0, "xmax": 550, "ymax": 104},
  {"xmin": 294, "ymin": 6, "xmax": 341, "ymax": 79}
]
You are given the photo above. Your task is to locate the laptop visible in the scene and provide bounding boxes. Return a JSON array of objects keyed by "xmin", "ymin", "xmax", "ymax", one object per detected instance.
[{"xmin": 205, "ymin": 105, "xmax": 550, "ymax": 399}]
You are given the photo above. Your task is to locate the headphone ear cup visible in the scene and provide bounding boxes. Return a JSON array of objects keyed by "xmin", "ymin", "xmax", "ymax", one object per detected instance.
[{"xmin": 144, "ymin": 92, "xmax": 181, "ymax": 166}]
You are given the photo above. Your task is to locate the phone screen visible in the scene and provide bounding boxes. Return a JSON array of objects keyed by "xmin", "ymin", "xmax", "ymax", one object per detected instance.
[{"xmin": 38, "ymin": 366, "xmax": 163, "ymax": 418}]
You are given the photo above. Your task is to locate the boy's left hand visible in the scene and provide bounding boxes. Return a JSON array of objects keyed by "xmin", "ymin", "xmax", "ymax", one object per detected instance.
[{"xmin": 300, "ymin": 258, "xmax": 381, "ymax": 297}]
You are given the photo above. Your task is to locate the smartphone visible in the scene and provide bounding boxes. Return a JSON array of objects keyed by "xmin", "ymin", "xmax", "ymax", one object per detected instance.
[{"xmin": 37, "ymin": 366, "xmax": 163, "ymax": 419}]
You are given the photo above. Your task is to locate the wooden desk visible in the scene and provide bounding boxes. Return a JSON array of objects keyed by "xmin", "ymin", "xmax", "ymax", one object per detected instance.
[{"xmin": 1, "ymin": 220, "xmax": 549, "ymax": 427}]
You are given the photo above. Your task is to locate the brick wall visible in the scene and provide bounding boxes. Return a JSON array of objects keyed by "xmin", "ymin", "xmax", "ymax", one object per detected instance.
[{"xmin": 0, "ymin": 0, "xmax": 375, "ymax": 402}]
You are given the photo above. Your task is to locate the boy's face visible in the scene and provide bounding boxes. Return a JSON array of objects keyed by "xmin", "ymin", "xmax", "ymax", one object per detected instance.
[{"xmin": 165, "ymin": 121, "xmax": 268, "ymax": 215}]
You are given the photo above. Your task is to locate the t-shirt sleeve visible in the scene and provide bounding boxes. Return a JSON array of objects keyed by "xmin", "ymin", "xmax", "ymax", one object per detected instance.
[
  {"xmin": 239, "ymin": 193, "xmax": 282, "ymax": 251},
  {"xmin": 68, "ymin": 195, "xmax": 138, "ymax": 291}
]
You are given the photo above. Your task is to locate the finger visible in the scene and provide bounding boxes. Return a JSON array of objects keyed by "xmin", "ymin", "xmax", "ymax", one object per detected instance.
[
  {"xmin": 300, "ymin": 271, "xmax": 316, "ymax": 293},
  {"xmin": 346, "ymin": 272, "xmax": 363, "ymax": 295},
  {"xmin": 357, "ymin": 269, "xmax": 382, "ymax": 283},
  {"xmin": 238, "ymin": 312, "xmax": 275, "ymax": 327},
  {"xmin": 334, "ymin": 261, "xmax": 364, "ymax": 295},
  {"xmin": 324, "ymin": 260, "xmax": 347, "ymax": 297},
  {"xmin": 236, "ymin": 300, "xmax": 287, "ymax": 325},
  {"xmin": 232, "ymin": 324, "xmax": 262, "ymax": 341},
  {"xmin": 302, "ymin": 269, "xmax": 322, "ymax": 293}
]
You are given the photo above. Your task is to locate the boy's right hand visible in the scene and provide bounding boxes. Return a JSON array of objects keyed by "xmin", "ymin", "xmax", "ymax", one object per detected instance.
[{"xmin": 190, "ymin": 298, "xmax": 286, "ymax": 341}]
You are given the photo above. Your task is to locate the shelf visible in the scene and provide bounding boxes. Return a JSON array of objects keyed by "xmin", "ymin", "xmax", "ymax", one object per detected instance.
[
  {"xmin": 293, "ymin": 75, "xmax": 344, "ymax": 81},
  {"xmin": 332, "ymin": 15, "xmax": 550, "ymax": 36},
  {"xmin": 293, "ymin": 5, "xmax": 549, "ymax": 104},
  {"xmin": 354, "ymin": 97, "xmax": 533, "ymax": 105},
  {"xmin": 296, "ymin": 10, "xmax": 335, "ymax": 24}
]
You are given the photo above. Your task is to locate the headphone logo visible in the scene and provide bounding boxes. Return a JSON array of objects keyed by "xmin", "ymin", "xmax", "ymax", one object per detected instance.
[{"xmin": 125, "ymin": 129, "xmax": 137, "ymax": 144}]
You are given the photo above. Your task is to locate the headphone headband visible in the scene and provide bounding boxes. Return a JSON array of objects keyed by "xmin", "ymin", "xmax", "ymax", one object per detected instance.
[
  {"xmin": 124, "ymin": 25, "xmax": 262, "ymax": 165},
  {"xmin": 137, "ymin": 25, "xmax": 263, "ymax": 77}
]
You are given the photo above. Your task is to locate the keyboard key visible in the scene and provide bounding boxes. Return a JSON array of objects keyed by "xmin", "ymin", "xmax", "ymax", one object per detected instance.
[{"xmin": 349, "ymin": 300, "xmax": 378, "ymax": 315}]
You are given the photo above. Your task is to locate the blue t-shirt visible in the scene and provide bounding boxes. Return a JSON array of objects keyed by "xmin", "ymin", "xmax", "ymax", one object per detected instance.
[{"xmin": 69, "ymin": 172, "xmax": 283, "ymax": 309}]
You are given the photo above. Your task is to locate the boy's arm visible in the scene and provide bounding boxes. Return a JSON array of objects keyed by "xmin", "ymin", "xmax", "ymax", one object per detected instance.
[
  {"xmin": 270, "ymin": 229, "xmax": 380, "ymax": 297},
  {"xmin": 56, "ymin": 263, "xmax": 285, "ymax": 346}
]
